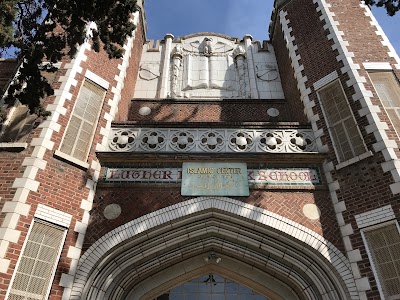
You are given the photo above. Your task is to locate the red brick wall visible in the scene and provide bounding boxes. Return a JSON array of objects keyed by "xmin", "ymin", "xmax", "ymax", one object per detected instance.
[
  {"xmin": 271, "ymin": 0, "xmax": 400, "ymax": 298},
  {"xmin": 85, "ymin": 184, "xmax": 343, "ymax": 253},
  {"xmin": 0, "ymin": 18, "xmax": 145, "ymax": 299},
  {"xmin": 115, "ymin": 22, "xmax": 144, "ymax": 122},
  {"xmin": 128, "ymin": 99, "xmax": 308, "ymax": 124}
]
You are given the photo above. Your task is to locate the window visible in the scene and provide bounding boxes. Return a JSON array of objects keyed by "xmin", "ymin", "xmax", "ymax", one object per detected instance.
[
  {"xmin": 1, "ymin": 69, "xmax": 58, "ymax": 145},
  {"xmin": 0, "ymin": 104, "xmax": 37, "ymax": 143},
  {"xmin": 363, "ymin": 223, "xmax": 400, "ymax": 299},
  {"xmin": 155, "ymin": 274, "xmax": 269, "ymax": 299},
  {"xmin": 59, "ymin": 79, "xmax": 106, "ymax": 161},
  {"xmin": 317, "ymin": 80, "xmax": 366, "ymax": 162},
  {"xmin": 368, "ymin": 71, "xmax": 400, "ymax": 135},
  {"xmin": 7, "ymin": 220, "xmax": 66, "ymax": 300}
]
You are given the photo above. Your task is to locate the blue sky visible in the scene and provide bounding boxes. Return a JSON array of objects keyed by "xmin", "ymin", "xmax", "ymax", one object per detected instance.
[{"xmin": 145, "ymin": 0, "xmax": 400, "ymax": 55}]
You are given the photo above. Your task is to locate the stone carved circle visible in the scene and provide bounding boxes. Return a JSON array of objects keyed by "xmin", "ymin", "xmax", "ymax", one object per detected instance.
[
  {"xmin": 170, "ymin": 131, "xmax": 195, "ymax": 152},
  {"xmin": 267, "ymin": 108, "xmax": 280, "ymax": 117},
  {"xmin": 229, "ymin": 131, "xmax": 254, "ymax": 152},
  {"xmin": 109, "ymin": 129, "xmax": 137, "ymax": 151},
  {"xmin": 138, "ymin": 107, "xmax": 151, "ymax": 116},
  {"xmin": 288, "ymin": 132, "xmax": 315, "ymax": 152},
  {"xmin": 103, "ymin": 204, "xmax": 122, "ymax": 220},
  {"xmin": 140, "ymin": 130, "xmax": 166, "ymax": 151},
  {"xmin": 258, "ymin": 131, "xmax": 284, "ymax": 152},
  {"xmin": 199, "ymin": 131, "xmax": 225, "ymax": 152}
]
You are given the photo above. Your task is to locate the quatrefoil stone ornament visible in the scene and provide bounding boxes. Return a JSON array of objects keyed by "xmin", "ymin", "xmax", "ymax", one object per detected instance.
[{"xmin": 140, "ymin": 130, "xmax": 166, "ymax": 151}]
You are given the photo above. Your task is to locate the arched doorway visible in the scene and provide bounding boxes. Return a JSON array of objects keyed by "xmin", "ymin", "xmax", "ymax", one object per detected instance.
[{"xmin": 70, "ymin": 197, "xmax": 357, "ymax": 300}]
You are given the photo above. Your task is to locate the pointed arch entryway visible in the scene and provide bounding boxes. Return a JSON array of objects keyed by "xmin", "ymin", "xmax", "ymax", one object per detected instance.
[{"xmin": 69, "ymin": 197, "xmax": 359, "ymax": 300}]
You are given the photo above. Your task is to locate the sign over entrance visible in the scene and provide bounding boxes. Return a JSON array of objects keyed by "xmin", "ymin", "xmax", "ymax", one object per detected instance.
[{"xmin": 181, "ymin": 162, "xmax": 249, "ymax": 196}]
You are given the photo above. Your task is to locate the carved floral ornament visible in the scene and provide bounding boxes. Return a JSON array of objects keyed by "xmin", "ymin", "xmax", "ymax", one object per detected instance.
[
  {"xmin": 232, "ymin": 45, "xmax": 246, "ymax": 60},
  {"xmin": 171, "ymin": 45, "xmax": 183, "ymax": 58},
  {"xmin": 109, "ymin": 128, "xmax": 317, "ymax": 153}
]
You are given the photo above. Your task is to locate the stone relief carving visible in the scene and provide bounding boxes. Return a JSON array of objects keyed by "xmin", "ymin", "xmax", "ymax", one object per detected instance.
[
  {"xmin": 203, "ymin": 37, "xmax": 213, "ymax": 56},
  {"xmin": 139, "ymin": 62, "xmax": 160, "ymax": 81},
  {"xmin": 170, "ymin": 45, "xmax": 183, "ymax": 98},
  {"xmin": 232, "ymin": 45, "xmax": 246, "ymax": 59},
  {"xmin": 109, "ymin": 128, "xmax": 318, "ymax": 153},
  {"xmin": 233, "ymin": 45, "xmax": 248, "ymax": 98},
  {"xmin": 256, "ymin": 63, "xmax": 279, "ymax": 81},
  {"xmin": 176, "ymin": 37, "xmax": 237, "ymax": 98}
]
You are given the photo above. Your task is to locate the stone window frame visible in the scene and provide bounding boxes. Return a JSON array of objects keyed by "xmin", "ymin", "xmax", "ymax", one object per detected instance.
[
  {"xmin": 316, "ymin": 79, "xmax": 367, "ymax": 164},
  {"xmin": 5, "ymin": 218, "xmax": 67, "ymax": 300},
  {"xmin": 361, "ymin": 220, "xmax": 400, "ymax": 300},
  {"xmin": 54, "ymin": 70, "xmax": 109, "ymax": 169}
]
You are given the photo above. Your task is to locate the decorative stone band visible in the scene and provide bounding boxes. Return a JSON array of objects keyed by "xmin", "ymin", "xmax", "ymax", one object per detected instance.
[
  {"xmin": 108, "ymin": 127, "xmax": 317, "ymax": 153},
  {"xmin": 104, "ymin": 167, "xmax": 321, "ymax": 186}
]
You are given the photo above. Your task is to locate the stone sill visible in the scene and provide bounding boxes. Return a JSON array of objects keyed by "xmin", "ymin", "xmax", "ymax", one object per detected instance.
[
  {"xmin": 54, "ymin": 150, "xmax": 89, "ymax": 170},
  {"xmin": 336, "ymin": 151, "xmax": 373, "ymax": 170},
  {"xmin": 0, "ymin": 142, "xmax": 28, "ymax": 151}
]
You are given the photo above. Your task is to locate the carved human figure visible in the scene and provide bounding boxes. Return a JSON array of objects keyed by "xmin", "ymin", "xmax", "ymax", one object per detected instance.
[
  {"xmin": 171, "ymin": 45, "xmax": 183, "ymax": 98},
  {"xmin": 233, "ymin": 45, "xmax": 248, "ymax": 98},
  {"xmin": 203, "ymin": 37, "xmax": 212, "ymax": 56}
]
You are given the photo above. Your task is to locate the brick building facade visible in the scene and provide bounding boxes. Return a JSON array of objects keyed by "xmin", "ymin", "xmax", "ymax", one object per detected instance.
[{"xmin": 0, "ymin": 0, "xmax": 399, "ymax": 299}]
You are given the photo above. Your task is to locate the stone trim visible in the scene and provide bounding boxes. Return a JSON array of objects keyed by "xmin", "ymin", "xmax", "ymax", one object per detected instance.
[
  {"xmin": 315, "ymin": 0, "xmax": 400, "ymax": 194},
  {"xmin": 278, "ymin": 11, "xmax": 363, "ymax": 296},
  {"xmin": 279, "ymin": 10, "xmax": 327, "ymax": 154},
  {"xmin": 363, "ymin": 62, "xmax": 392, "ymax": 70},
  {"xmin": 335, "ymin": 150, "xmax": 373, "ymax": 170},
  {"xmin": 71, "ymin": 197, "xmax": 358, "ymax": 300},
  {"xmin": 0, "ymin": 143, "xmax": 28, "ymax": 151},
  {"xmin": 360, "ymin": 3, "xmax": 400, "ymax": 70},
  {"xmin": 312, "ymin": 1, "xmax": 400, "ymax": 298},
  {"xmin": 108, "ymin": 127, "xmax": 318, "ymax": 154},
  {"xmin": 53, "ymin": 150, "xmax": 90, "ymax": 170},
  {"xmin": 84, "ymin": 70, "xmax": 110, "ymax": 89},
  {"xmin": 60, "ymin": 12, "xmax": 142, "ymax": 300},
  {"xmin": 313, "ymin": 71, "xmax": 338, "ymax": 90},
  {"xmin": 34, "ymin": 204, "xmax": 72, "ymax": 228},
  {"xmin": 355, "ymin": 205, "xmax": 396, "ymax": 229},
  {"xmin": 0, "ymin": 42, "xmax": 90, "ymax": 276}
]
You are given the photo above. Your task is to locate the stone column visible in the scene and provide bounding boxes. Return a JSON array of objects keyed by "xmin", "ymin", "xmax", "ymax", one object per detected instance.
[
  {"xmin": 170, "ymin": 45, "xmax": 183, "ymax": 98},
  {"xmin": 244, "ymin": 35, "xmax": 258, "ymax": 99},
  {"xmin": 159, "ymin": 33, "xmax": 174, "ymax": 98}
]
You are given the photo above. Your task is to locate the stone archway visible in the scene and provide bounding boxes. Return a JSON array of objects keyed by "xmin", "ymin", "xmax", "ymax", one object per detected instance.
[{"xmin": 70, "ymin": 197, "xmax": 358, "ymax": 300}]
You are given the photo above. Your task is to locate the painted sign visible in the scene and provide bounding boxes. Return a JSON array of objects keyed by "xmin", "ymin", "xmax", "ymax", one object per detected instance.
[
  {"xmin": 105, "ymin": 167, "xmax": 320, "ymax": 186},
  {"xmin": 181, "ymin": 162, "xmax": 249, "ymax": 196}
]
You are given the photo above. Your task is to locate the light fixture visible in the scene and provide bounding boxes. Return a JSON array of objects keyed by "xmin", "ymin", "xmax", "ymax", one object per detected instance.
[{"xmin": 204, "ymin": 252, "xmax": 222, "ymax": 264}]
